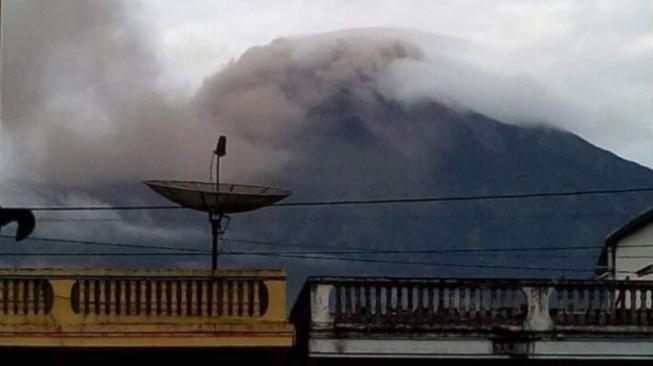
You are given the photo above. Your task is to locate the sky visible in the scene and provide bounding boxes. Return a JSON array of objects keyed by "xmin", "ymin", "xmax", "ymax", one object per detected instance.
[
  {"xmin": 0, "ymin": 0, "xmax": 651, "ymax": 278},
  {"xmin": 134, "ymin": 0, "xmax": 653, "ymax": 168},
  {"xmin": 1, "ymin": 0, "xmax": 651, "ymax": 186}
]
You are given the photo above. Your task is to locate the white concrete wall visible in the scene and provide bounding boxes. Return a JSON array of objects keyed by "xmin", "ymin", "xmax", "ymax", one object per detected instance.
[{"xmin": 615, "ymin": 223, "xmax": 653, "ymax": 280}]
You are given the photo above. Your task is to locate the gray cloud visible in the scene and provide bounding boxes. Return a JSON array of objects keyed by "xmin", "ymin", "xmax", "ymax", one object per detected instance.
[
  {"xmin": 1, "ymin": 0, "xmax": 202, "ymax": 187},
  {"xmin": 193, "ymin": 34, "xmax": 424, "ymax": 179},
  {"xmin": 1, "ymin": 1, "xmax": 650, "ymax": 253}
]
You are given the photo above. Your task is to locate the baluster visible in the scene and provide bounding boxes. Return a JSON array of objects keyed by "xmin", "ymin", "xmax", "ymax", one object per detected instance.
[
  {"xmin": 647, "ymin": 290, "xmax": 653, "ymax": 325},
  {"xmin": 133, "ymin": 280, "xmax": 141, "ymax": 316},
  {"xmin": 630, "ymin": 288, "xmax": 638, "ymax": 325},
  {"xmin": 241, "ymin": 280, "xmax": 250, "ymax": 317},
  {"xmin": 565, "ymin": 288, "xmax": 576, "ymax": 324},
  {"xmin": 383, "ymin": 286, "xmax": 391, "ymax": 320},
  {"xmin": 477, "ymin": 288, "xmax": 486, "ymax": 323},
  {"xmin": 103, "ymin": 281, "xmax": 111, "ymax": 315},
  {"xmin": 236, "ymin": 280, "xmax": 244, "ymax": 317},
  {"xmin": 433, "ymin": 286, "xmax": 441, "ymax": 320},
  {"xmin": 216, "ymin": 280, "xmax": 223, "ymax": 316},
  {"xmin": 618, "ymin": 287, "xmax": 628, "ymax": 324},
  {"xmin": 32, "ymin": 280, "xmax": 41, "ymax": 315},
  {"xmin": 350, "ymin": 285, "xmax": 357, "ymax": 319},
  {"xmin": 131, "ymin": 280, "xmax": 138, "ymax": 315},
  {"xmin": 22, "ymin": 280, "xmax": 29, "ymax": 315},
  {"xmin": 468, "ymin": 287, "xmax": 478, "ymax": 324},
  {"xmin": 114, "ymin": 280, "xmax": 124, "ymax": 315},
  {"xmin": 607, "ymin": 287, "xmax": 619, "ymax": 325},
  {"xmin": 458, "ymin": 287, "xmax": 467, "ymax": 323},
  {"xmin": 586, "ymin": 287, "xmax": 596, "ymax": 325},
  {"xmin": 78, "ymin": 280, "xmax": 87, "ymax": 315},
  {"xmin": 374, "ymin": 285, "xmax": 381, "ymax": 319},
  {"xmin": 144, "ymin": 281, "xmax": 152, "ymax": 316},
  {"xmin": 9, "ymin": 280, "xmax": 16, "ymax": 315},
  {"xmin": 162, "ymin": 280, "xmax": 171, "ymax": 316},
  {"xmin": 444, "ymin": 287, "xmax": 453, "ymax": 322},
  {"xmin": 0, "ymin": 280, "xmax": 4, "ymax": 314},
  {"xmin": 498, "ymin": 288, "xmax": 507, "ymax": 321},
  {"xmin": 576, "ymin": 288, "xmax": 586, "ymax": 325},
  {"xmin": 207, "ymin": 280, "xmax": 215, "ymax": 316},
  {"xmin": 86, "ymin": 280, "xmax": 94, "ymax": 315},
  {"xmin": 488, "ymin": 288, "xmax": 498, "ymax": 321},
  {"xmin": 186, "ymin": 280, "xmax": 194, "ymax": 316},
  {"xmin": 168, "ymin": 280, "xmax": 177, "ymax": 316},
  {"xmin": 199, "ymin": 280, "xmax": 207, "ymax": 316},
  {"xmin": 154, "ymin": 281, "xmax": 161, "ymax": 316},
  {"xmin": 422, "ymin": 285, "xmax": 433, "ymax": 321},
  {"xmin": 598, "ymin": 287, "xmax": 606, "ymax": 324},
  {"xmin": 343, "ymin": 285, "xmax": 351, "ymax": 319},
  {"xmin": 124, "ymin": 280, "xmax": 132, "ymax": 315},
  {"xmin": 420, "ymin": 286, "xmax": 428, "ymax": 318},
  {"xmin": 638, "ymin": 289, "xmax": 647, "ymax": 325},
  {"xmin": 222, "ymin": 280, "xmax": 229, "ymax": 316},
  {"xmin": 227, "ymin": 280, "xmax": 234, "ymax": 316},
  {"xmin": 334, "ymin": 285, "xmax": 342, "ymax": 320},
  {"xmin": 252, "ymin": 281, "xmax": 261, "ymax": 317}
]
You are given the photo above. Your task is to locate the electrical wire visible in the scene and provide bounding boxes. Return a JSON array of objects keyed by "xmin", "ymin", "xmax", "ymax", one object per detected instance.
[
  {"xmin": 0, "ymin": 235, "xmax": 209, "ymax": 253},
  {"xmin": 10, "ymin": 186, "xmax": 653, "ymax": 211},
  {"xmin": 0, "ymin": 234, "xmax": 631, "ymax": 255},
  {"xmin": 220, "ymin": 251, "xmax": 601, "ymax": 273}
]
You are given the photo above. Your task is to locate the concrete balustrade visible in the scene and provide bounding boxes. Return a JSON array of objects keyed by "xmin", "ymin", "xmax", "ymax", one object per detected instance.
[
  {"xmin": 292, "ymin": 277, "xmax": 653, "ymax": 360},
  {"xmin": 0, "ymin": 268, "xmax": 293, "ymax": 348}
]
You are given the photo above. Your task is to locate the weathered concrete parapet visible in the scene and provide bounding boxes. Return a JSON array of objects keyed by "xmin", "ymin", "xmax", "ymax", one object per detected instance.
[
  {"xmin": 523, "ymin": 286, "xmax": 554, "ymax": 331},
  {"xmin": 0, "ymin": 268, "xmax": 294, "ymax": 348},
  {"xmin": 297, "ymin": 277, "xmax": 653, "ymax": 360}
]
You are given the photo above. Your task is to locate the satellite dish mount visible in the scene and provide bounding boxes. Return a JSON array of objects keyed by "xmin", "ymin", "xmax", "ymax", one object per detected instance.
[
  {"xmin": 144, "ymin": 134, "xmax": 291, "ymax": 273},
  {"xmin": 210, "ymin": 135, "xmax": 228, "ymax": 272}
]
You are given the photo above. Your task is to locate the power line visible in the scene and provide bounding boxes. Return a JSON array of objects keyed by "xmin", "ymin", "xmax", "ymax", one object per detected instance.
[
  {"xmin": 222, "ymin": 237, "xmax": 605, "ymax": 253},
  {"xmin": 217, "ymin": 246, "xmax": 603, "ymax": 256},
  {"xmin": 38, "ymin": 218, "xmax": 124, "ymax": 222},
  {"xmin": 272, "ymin": 187, "xmax": 653, "ymax": 207},
  {"xmin": 0, "ymin": 234, "xmax": 612, "ymax": 273},
  {"xmin": 220, "ymin": 251, "xmax": 598, "ymax": 273},
  {"xmin": 0, "ymin": 249, "xmax": 599, "ymax": 273},
  {"xmin": 0, "ymin": 252, "xmax": 206, "ymax": 257},
  {"xmin": 0, "ymin": 234, "xmax": 614, "ymax": 255},
  {"xmin": 0, "ymin": 235, "xmax": 209, "ymax": 253},
  {"xmin": 35, "ymin": 212, "xmax": 633, "ymax": 222},
  {"xmin": 11, "ymin": 186, "xmax": 653, "ymax": 211}
]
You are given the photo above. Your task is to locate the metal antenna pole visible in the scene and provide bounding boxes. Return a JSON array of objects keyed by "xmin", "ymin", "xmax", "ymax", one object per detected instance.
[
  {"xmin": 211, "ymin": 215, "xmax": 220, "ymax": 273},
  {"xmin": 210, "ymin": 136, "xmax": 227, "ymax": 273}
]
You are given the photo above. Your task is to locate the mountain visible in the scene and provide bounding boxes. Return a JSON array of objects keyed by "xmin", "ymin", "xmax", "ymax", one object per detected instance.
[
  {"xmin": 181, "ymin": 32, "xmax": 653, "ymax": 295},
  {"xmin": 220, "ymin": 91, "xmax": 653, "ymax": 293},
  {"xmin": 6, "ymin": 29, "xmax": 653, "ymax": 297}
]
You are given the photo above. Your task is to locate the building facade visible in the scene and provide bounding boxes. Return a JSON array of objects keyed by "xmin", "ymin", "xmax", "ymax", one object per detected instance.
[{"xmin": 597, "ymin": 208, "xmax": 653, "ymax": 280}]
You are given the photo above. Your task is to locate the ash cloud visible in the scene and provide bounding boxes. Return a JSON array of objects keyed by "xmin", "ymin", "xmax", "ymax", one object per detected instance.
[
  {"xmin": 2, "ymin": 1, "xmax": 650, "ymax": 278},
  {"xmin": 1, "ymin": 1, "xmax": 594, "ymax": 194},
  {"xmin": 1, "ymin": 0, "xmax": 202, "ymax": 187},
  {"xmin": 193, "ymin": 35, "xmax": 424, "ymax": 179}
]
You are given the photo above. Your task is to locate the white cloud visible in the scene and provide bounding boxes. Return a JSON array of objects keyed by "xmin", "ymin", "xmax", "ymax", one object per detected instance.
[{"xmin": 137, "ymin": 0, "xmax": 652, "ymax": 167}]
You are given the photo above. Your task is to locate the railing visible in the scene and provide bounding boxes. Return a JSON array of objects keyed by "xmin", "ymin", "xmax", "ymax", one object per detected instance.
[
  {"xmin": 296, "ymin": 277, "xmax": 653, "ymax": 333},
  {"xmin": 550, "ymin": 282, "xmax": 653, "ymax": 327},
  {"xmin": 327, "ymin": 280, "xmax": 527, "ymax": 328},
  {"xmin": 0, "ymin": 278, "xmax": 53, "ymax": 315},
  {"xmin": 0, "ymin": 269, "xmax": 293, "ymax": 348},
  {"xmin": 70, "ymin": 278, "xmax": 268, "ymax": 317}
]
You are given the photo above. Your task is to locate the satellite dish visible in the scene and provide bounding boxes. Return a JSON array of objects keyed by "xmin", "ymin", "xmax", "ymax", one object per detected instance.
[
  {"xmin": 215, "ymin": 136, "xmax": 226, "ymax": 157},
  {"xmin": 144, "ymin": 135, "xmax": 291, "ymax": 272},
  {"xmin": 143, "ymin": 180, "xmax": 290, "ymax": 214}
]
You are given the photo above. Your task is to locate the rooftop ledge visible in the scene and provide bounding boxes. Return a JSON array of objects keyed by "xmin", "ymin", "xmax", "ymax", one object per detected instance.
[{"xmin": 0, "ymin": 268, "xmax": 293, "ymax": 348}]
